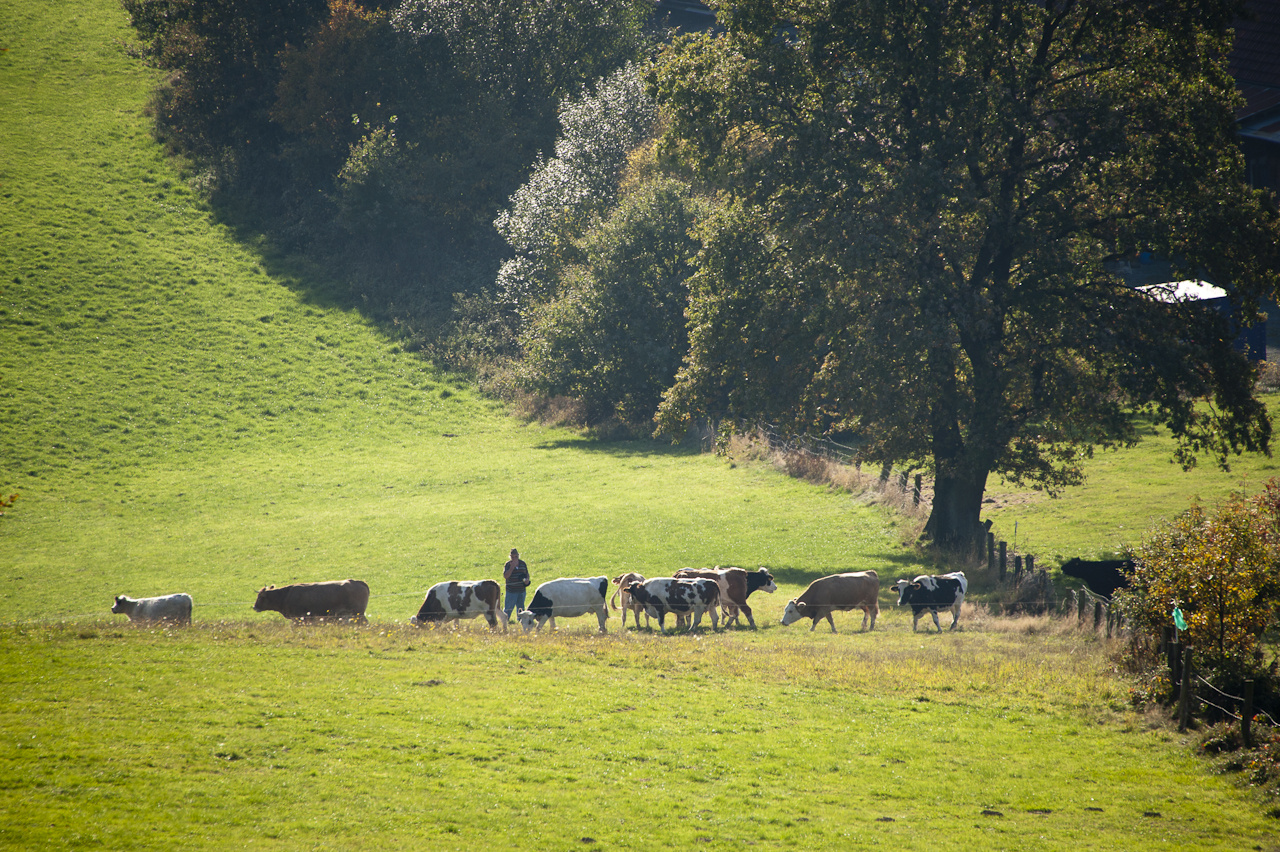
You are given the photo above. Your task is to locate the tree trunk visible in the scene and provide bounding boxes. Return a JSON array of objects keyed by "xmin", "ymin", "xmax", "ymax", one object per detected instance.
[{"xmin": 924, "ymin": 470, "xmax": 988, "ymax": 547}]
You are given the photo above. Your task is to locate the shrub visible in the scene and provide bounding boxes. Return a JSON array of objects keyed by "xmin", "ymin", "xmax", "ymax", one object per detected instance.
[
  {"xmin": 1115, "ymin": 482, "xmax": 1280, "ymax": 708},
  {"xmin": 515, "ymin": 177, "xmax": 709, "ymax": 424}
]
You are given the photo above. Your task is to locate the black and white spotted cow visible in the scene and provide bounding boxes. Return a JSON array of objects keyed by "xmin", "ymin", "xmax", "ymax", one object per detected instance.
[
  {"xmin": 891, "ymin": 571, "xmax": 968, "ymax": 632},
  {"xmin": 516, "ymin": 577, "xmax": 610, "ymax": 634},
  {"xmin": 623, "ymin": 577, "xmax": 720, "ymax": 633},
  {"xmin": 410, "ymin": 579, "xmax": 505, "ymax": 631}
]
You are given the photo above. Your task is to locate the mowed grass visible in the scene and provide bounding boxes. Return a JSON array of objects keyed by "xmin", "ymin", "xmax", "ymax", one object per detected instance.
[
  {"xmin": 4, "ymin": 619, "xmax": 1276, "ymax": 851},
  {"xmin": 2, "ymin": 0, "xmax": 1279, "ymax": 848}
]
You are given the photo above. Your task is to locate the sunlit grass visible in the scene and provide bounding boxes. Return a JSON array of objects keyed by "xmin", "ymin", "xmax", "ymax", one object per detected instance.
[
  {"xmin": 3, "ymin": 0, "xmax": 1279, "ymax": 847},
  {"xmin": 2, "ymin": 619, "xmax": 1273, "ymax": 851}
]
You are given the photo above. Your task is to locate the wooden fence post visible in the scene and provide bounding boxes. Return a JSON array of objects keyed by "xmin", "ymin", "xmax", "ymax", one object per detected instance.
[
  {"xmin": 913, "ymin": 474, "xmax": 922, "ymax": 506},
  {"xmin": 1177, "ymin": 646, "xmax": 1194, "ymax": 732},
  {"xmin": 987, "ymin": 533, "xmax": 995, "ymax": 573},
  {"xmin": 1093, "ymin": 600, "xmax": 1104, "ymax": 631},
  {"xmin": 998, "ymin": 541, "xmax": 1007, "ymax": 582},
  {"xmin": 1243, "ymin": 680, "xmax": 1255, "ymax": 748},
  {"xmin": 1014, "ymin": 554, "xmax": 1023, "ymax": 585},
  {"xmin": 1168, "ymin": 641, "xmax": 1182, "ymax": 693}
]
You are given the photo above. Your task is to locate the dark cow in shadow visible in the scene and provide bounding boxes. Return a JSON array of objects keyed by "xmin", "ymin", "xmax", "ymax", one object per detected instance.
[{"xmin": 1060, "ymin": 558, "xmax": 1134, "ymax": 599}]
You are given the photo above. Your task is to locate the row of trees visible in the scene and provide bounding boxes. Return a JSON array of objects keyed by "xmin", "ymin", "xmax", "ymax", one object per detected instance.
[
  {"xmin": 125, "ymin": 0, "xmax": 1280, "ymax": 548},
  {"xmin": 496, "ymin": 0, "xmax": 1280, "ymax": 548}
]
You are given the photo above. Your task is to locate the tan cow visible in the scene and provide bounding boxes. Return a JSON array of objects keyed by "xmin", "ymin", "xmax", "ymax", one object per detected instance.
[
  {"xmin": 253, "ymin": 579, "xmax": 370, "ymax": 623},
  {"xmin": 610, "ymin": 572, "xmax": 648, "ymax": 629},
  {"xmin": 780, "ymin": 571, "xmax": 879, "ymax": 633}
]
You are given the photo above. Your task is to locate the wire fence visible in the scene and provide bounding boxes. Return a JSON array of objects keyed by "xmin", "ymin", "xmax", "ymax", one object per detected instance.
[{"xmin": 1196, "ymin": 674, "xmax": 1279, "ymax": 727}]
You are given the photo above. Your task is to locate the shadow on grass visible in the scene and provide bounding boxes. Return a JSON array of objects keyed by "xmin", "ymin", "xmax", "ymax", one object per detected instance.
[{"xmin": 532, "ymin": 437, "xmax": 706, "ymax": 459}]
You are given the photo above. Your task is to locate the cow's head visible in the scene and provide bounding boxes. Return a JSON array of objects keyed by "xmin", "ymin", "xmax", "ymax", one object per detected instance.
[
  {"xmin": 751, "ymin": 568, "xmax": 778, "ymax": 594},
  {"xmin": 110, "ymin": 595, "xmax": 132, "ymax": 614},
  {"xmin": 516, "ymin": 610, "xmax": 539, "ymax": 633},
  {"xmin": 252, "ymin": 585, "xmax": 276, "ymax": 612},
  {"xmin": 892, "ymin": 579, "xmax": 914, "ymax": 605},
  {"xmin": 780, "ymin": 600, "xmax": 808, "ymax": 625}
]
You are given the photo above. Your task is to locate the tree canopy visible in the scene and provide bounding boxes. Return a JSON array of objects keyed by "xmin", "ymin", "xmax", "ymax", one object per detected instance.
[{"xmin": 650, "ymin": 0, "xmax": 1280, "ymax": 546}]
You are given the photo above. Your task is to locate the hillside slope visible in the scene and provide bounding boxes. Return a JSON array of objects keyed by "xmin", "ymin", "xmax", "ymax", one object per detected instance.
[{"xmin": 0, "ymin": 0, "xmax": 903, "ymax": 621}]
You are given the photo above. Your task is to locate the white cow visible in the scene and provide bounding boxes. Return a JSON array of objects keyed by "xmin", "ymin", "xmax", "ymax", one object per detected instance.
[
  {"xmin": 517, "ymin": 577, "xmax": 610, "ymax": 633},
  {"xmin": 111, "ymin": 593, "xmax": 193, "ymax": 624}
]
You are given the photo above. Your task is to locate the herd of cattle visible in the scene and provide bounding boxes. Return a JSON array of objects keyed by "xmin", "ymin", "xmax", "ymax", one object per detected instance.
[{"xmin": 110, "ymin": 568, "xmax": 973, "ymax": 634}]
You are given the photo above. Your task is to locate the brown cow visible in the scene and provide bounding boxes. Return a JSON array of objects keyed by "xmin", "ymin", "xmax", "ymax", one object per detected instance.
[
  {"xmin": 673, "ymin": 566, "xmax": 777, "ymax": 628},
  {"xmin": 253, "ymin": 579, "xmax": 370, "ymax": 623},
  {"xmin": 610, "ymin": 572, "xmax": 648, "ymax": 629},
  {"xmin": 780, "ymin": 571, "xmax": 879, "ymax": 633}
]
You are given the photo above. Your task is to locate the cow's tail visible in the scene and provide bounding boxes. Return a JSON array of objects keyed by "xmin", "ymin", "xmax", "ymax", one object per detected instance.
[{"xmin": 610, "ymin": 589, "xmax": 621, "ymax": 610}]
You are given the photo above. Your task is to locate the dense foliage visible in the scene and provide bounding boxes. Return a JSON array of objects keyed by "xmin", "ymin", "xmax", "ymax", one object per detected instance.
[
  {"xmin": 648, "ymin": 0, "xmax": 1280, "ymax": 546},
  {"xmin": 122, "ymin": 0, "xmax": 651, "ymax": 313},
  {"xmin": 1117, "ymin": 482, "xmax": 1280, "ymax": 698},
  {"xmin": 1121, "ymin": 481, "xmax": 1280, "ymax": 711}
]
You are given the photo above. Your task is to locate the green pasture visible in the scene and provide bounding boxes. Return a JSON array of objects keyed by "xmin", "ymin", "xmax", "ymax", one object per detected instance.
[
  {"xmin": 984, "ymin": 406, "xmax": 1280, "ymax": 562},
  {"xmin": 4, "ymin": 620, "xmax": 1276, "ymax": 851},
  {"xmin": 2, "ymin": 0, "xmax": 1278, "ymax": 847}
]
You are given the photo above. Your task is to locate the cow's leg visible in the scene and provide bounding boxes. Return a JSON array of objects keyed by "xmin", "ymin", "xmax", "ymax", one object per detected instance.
[
  {"xmin": 930, "ymin": 610, "xmax": 942, "ymax": 633},
  {"xmin": 620, "ymin": 596, "xmax": 629, "ymax": 628},
  {"xmin": 868, "ymin": 606, "xmax": 877, "ymax": 631},
  {"xmin": 708, "ymin": 604, "xmax": 719, "ymax": 631},
  {"xmin": 949, "ymin": 604, "xmax": 961, "ymax": 630},
  {"xmin": 596, "ymin": 606, "xmax": 608, "ymax": 633},
  {"xmin": 911, "ymin": 610, "xmax": 921, "ymax": 632},
  {"xmin": 826, "ymin": 612, "xmax": 839, "ymax": 633},
  {"xmin": 740, "ymin": 602, "xmax": 756, "ymax": 630},
  {"xmin": 859, "ymin": 608, "xmax": 869, "ymax": 632}
]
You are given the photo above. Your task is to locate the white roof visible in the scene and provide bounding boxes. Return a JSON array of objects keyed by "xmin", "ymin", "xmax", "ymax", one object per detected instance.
[{"xmin": 1139, "ymin": 280, "xmax": 1228, "ymax": 303}]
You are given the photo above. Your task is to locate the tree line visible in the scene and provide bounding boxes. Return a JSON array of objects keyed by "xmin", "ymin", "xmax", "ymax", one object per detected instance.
[{"xmin": 124, "ymin": 0, "xmax": 1280, "ymax": 551}]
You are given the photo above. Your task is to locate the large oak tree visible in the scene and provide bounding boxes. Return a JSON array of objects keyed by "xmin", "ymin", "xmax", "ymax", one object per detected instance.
[{"xmin": 652, "ymin": 0, "xmax": 1280, "ymax": 546}]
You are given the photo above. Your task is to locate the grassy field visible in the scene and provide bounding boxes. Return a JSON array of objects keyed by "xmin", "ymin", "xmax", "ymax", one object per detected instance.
[
  {"xmin": 2, "ymin": 0, "xmax": 1278, "ymax": 848},
  {"xmin": 982, "ymin": 407, "xmax": 1280, "ymax": 564},
  {"xmin": 4, "ymin": 619, "xmax": 1277, "ymax": 851}
]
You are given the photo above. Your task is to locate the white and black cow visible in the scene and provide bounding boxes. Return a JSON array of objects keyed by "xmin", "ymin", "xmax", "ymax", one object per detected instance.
[
  {"xmin": 517, "ymin": 577, "xmax": 610, "ymax": 633},
  {"xmin": 892, "ymin": 571, "xmax": 968, "ymax": 632},
  {"xmin": 411, "ymin": 579, "xmax": 505, "ymax": 632},
  {"xmin": 111, "ymin": 593, "xmax": 193, "ymax": 624},
  {"xmin": 624, "ymin": 577, "xmax": 720, "ymax": 633}
]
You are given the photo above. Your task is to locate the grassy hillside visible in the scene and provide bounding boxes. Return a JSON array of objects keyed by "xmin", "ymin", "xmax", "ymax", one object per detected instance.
[
  {"xmin": 983, "ymin": 406, "xmax": 1280, "ymax": 563},
  {"xmin": 0, "ymin": 0, "xmax": 904, "ymax": 623},
  {"xmin": 2, "ymin": 1, "xmax": 1278, "ymax": 849}
]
